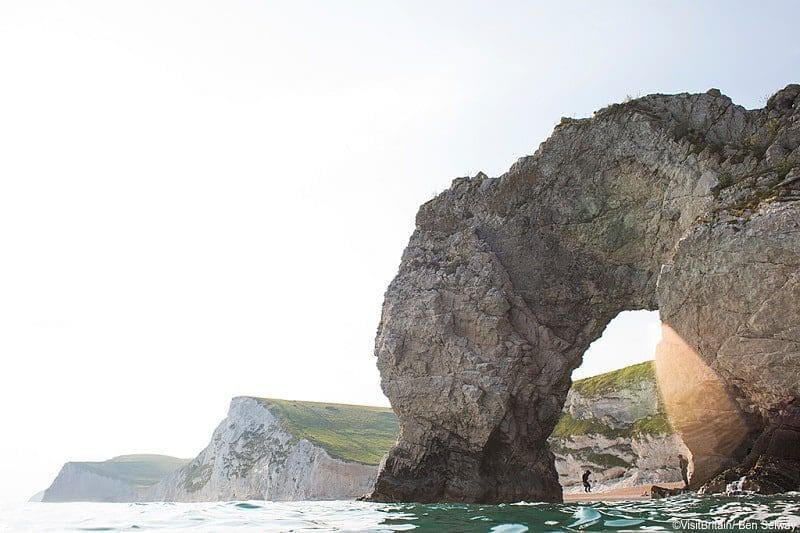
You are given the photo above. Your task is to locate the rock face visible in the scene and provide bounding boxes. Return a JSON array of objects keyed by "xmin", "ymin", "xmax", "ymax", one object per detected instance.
[
  {"xmin": 41, "ymin": 455, "xmax": 189, "ymax": 502},
  {"xmin": 549, "ymin": 362, "xmax": 689, "ymax": 492},
  {"xmin": 698, "ymin": 399, "xmax": 800, "ymax": 495},
  {"xmin": 370, "ymin": 85, "xmax": 800, "ymax": 503},
  {"xmin": 144, "ymin": 397, "xmax": 384, "ymax": 501}
]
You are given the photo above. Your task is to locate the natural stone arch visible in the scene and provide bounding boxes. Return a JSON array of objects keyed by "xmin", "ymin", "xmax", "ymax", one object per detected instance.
[{"xmin": 369, "ymin": 86, "xmax": 800, "ymax": 503}]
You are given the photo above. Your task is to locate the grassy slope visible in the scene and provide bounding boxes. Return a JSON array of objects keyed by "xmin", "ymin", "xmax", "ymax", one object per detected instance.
[
  {"xmin": 570, "ymin": 360, "xmax": 655, "ymax": 397},
  {"xmin": 257, "ymin": 398, "xmax": 399, "ymax": 465},
  {"xmin": 76, "ymin": 454, "xmax": 190, "ymax": 488}
]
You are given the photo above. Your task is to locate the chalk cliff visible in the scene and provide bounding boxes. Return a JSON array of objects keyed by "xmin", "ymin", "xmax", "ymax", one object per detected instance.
[
  {"xmin": 144, "ymin": 397, "xmax": 396, "ymax": 502},
  {"xmin": 369, "ymin": 85, "xmax": 800, "ymax": 503},
  {"xmin": 39, "ymin": 398, "xmax": 398, "ymax": 502},
  {"xmin": 41, "ymin": 455, "xmax": 189, "ymax": 502}
]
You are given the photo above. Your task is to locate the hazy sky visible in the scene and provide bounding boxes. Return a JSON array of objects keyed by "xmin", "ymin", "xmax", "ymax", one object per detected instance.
[{"xmin": 0, "ymin": 1, "xmax": 798, "ymax": 502}]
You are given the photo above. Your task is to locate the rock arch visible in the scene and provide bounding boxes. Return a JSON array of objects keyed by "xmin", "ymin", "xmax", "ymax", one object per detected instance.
[{"xmin": 369, "ymin": 86, "xmax": 800, "ymax": 503}]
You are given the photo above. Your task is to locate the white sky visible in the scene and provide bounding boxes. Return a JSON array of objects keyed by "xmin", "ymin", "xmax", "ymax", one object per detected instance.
[{"xmin": 0, "ymin": 1, "xmax": 797, "ymax": 502}]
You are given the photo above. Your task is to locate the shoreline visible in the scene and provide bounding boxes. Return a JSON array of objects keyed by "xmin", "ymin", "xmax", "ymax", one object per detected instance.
[{"xmin": 562, "ymin": 481, "xmax": 685, "ymax": 502}]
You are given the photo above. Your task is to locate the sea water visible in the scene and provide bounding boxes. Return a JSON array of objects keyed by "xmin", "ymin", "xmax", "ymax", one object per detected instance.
[{"xmin": 1, "ymin": 494, "xmax": 798, "ymax": 532}]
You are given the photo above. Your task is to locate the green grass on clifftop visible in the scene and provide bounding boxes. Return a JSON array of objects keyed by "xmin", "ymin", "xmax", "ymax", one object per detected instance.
[
  {"xmin": 551, "ymin": 412, "xmax": 626, "ymax": 439},
  {"xmin": 571, "ymin": 360, "xmax": 655, "ymax": 397},
  {"xmin": 77, "ymin": 454, "xmax": 190, "ymax": 488},
  {"xmin": 257, "ymin": 398, "xmax": 399, "ymax": 465}
]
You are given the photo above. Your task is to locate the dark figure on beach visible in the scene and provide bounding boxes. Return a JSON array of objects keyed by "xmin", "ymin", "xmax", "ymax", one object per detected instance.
[
  {"xmin": 582, "ymin": 470, "xmax": 592, "ymax": 492},
  {"xmin": 678, "ymin": 454, "xmax": 689, "ymax": 488}
]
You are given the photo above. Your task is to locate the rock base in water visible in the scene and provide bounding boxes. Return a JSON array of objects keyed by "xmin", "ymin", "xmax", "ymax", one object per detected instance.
[
  {"xmin": 699, "ymin": 399, "xmax": 800, "ymax": 495},
  {"xmin": 650, "ymin": 485, "xmax": 689, "ymax": 499},
  {"xmin": 369, "ymin": 84, "xmax": 800, "ymax": 503}
]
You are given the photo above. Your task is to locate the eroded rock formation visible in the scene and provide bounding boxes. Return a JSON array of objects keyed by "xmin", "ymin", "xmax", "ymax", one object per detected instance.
[{"xmin": 369, "ymin": 85, "xmax": 800, "ymax": 503}]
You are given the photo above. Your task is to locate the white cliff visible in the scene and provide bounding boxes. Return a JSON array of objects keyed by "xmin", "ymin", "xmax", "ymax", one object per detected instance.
[
  {"xmin": 144, "ymin": 397, "xmax": 381, "ymax": 501},
  {"xmin": 42, "ymin": 463, "xmax": 142, "ymax": 502},
  {"xmin": 41, "ymin": 454, "xmax": 189, "ymax": 502}
]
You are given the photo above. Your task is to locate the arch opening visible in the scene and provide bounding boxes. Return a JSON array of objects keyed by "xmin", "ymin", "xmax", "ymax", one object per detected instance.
[
  {"xmin": 550, "ymin": 311, "xmax": 691, "ymax": 495},
  {"xmin": 571, "ymin": 310, "xmax": 661, "ymax": 381}
]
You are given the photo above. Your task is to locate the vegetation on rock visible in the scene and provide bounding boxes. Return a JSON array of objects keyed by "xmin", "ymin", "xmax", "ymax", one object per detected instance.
[
  {"xmin": 632, "ymin": 413, "xmax": 672, "ymax": 435},
  {"xmin": 257, "ymin": 398, "xmax": 398, "ymax": 465},
  {"xmin": 551, "ymin": 412, "xmax": 624, "ymax": 439},
  {"xmin": 570, "ymin": 361, "xmax": 655, "ymax": 398}
]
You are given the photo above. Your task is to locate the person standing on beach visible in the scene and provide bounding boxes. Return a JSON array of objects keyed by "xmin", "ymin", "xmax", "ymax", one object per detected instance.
[
  {"xmin": 582, "ymin": 470, "xmax": 592, "ymax": 492},
  {"xmin": 678, "ymin": 454, "xmax": 689, "ymax": 488}
]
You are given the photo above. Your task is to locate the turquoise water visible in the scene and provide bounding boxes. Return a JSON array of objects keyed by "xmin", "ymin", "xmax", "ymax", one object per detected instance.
[{"xmin": 1, "ymin": 494, "xmax": 798, "ymax": 531}]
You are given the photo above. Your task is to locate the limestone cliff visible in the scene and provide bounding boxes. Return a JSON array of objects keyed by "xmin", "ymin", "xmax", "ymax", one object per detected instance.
[
  {"xmin": 41, "ymin": 455, "xmax": 189, "ymax": 502},
  {"xmin": 548, "ymin": 362, "xmax": 689, "ymax": 492},
  {"xmin": 369, "ymin": 85, "xmax": 800, "ymax": 503},
  {"xmin": 144, "ymin": 397, "xmax": 396, "ymax": 502}
]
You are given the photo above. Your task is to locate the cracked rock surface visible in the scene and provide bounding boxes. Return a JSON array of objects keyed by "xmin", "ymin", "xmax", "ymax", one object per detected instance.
[{"xmin": 369, "ymin": 85, "xmax": 800, "ymax": 503}]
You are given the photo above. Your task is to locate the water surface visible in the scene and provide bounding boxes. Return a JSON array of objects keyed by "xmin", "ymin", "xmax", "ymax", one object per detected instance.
[{"xmin": 2, "ymin": 494, "xmax": 798, "ymax": 531}]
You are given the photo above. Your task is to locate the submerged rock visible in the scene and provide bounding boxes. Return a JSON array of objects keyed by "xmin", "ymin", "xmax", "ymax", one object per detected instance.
[
  {"xmin": 369, "ymin": 85, "xmax": 800, "ymax": 503},
  {"xmin": 650, "ymin": 485, "xmax": 688, "ymax": 499}
]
